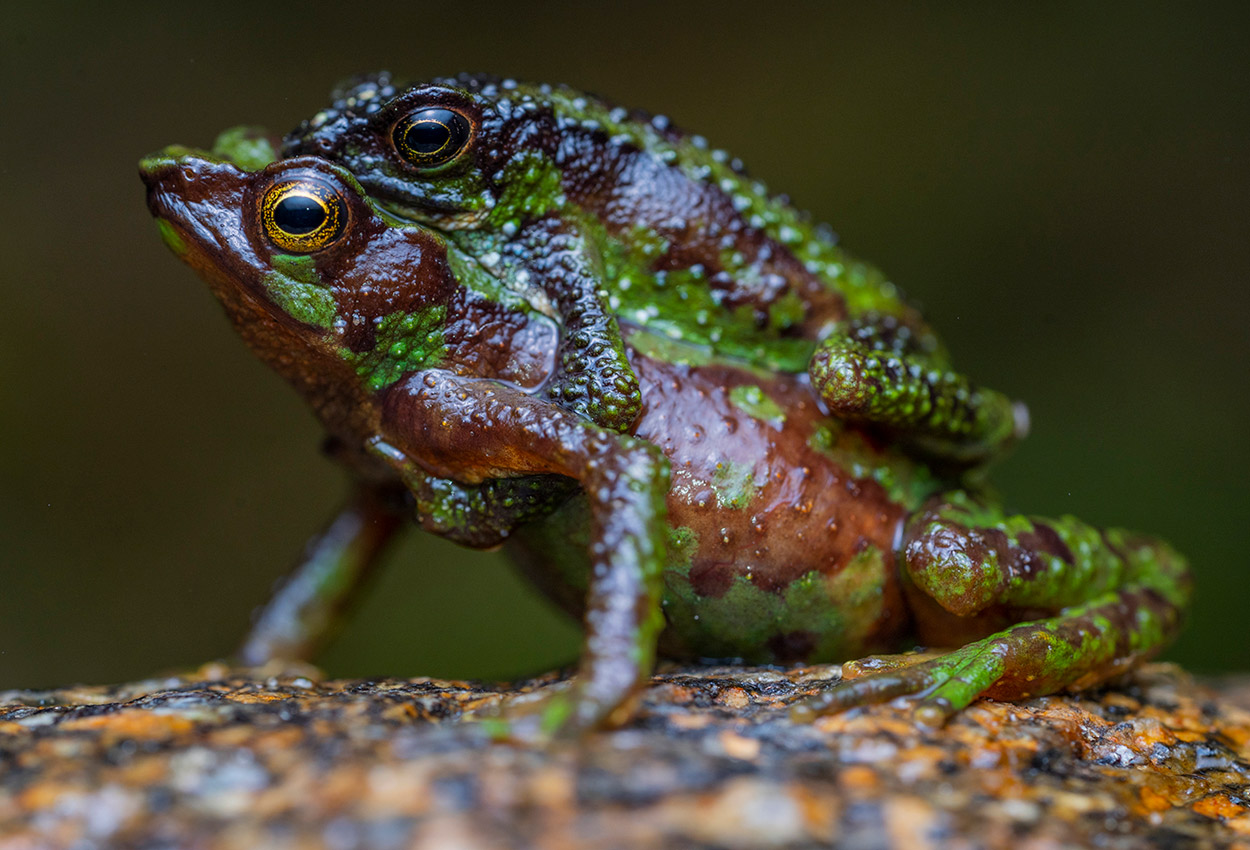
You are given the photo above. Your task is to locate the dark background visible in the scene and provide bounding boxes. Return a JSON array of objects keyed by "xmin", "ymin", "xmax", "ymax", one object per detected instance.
[{"xmin": 3, "ymin": 3, "xmax": 1247, "ymax": 689}]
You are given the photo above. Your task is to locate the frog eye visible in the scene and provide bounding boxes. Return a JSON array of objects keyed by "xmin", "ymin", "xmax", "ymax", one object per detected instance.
[
  {"xmin": 260, "ymin": 177, "xmax": 348, "ymax": 253},
  {"xmin": 391, "ymin": 107, "xmax": 472, "ymax": 169}
]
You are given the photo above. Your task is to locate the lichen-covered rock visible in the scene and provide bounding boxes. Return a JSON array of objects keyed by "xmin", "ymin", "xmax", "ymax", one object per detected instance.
[{"xmin": 1, "ymin": 662, "xmax": 1248, "ymax": 849}]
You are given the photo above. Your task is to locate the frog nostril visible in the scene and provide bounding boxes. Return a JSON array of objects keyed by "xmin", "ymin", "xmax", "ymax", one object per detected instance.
[{"xmin": 138, "ymin": 155, "xmax": 177, "ymax": 187}]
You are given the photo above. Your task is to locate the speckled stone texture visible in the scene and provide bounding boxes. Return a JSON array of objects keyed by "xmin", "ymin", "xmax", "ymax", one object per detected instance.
[{"xmin": 2, "ymin": 662, "xmax": 1249, "ymax": 849}]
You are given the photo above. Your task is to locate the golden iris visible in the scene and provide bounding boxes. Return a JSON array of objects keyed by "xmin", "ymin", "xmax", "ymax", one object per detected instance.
[
  {"xmin": 260, "ymin": 178, "xmax": 347, "ymax": 253},
  {"xmin": 392, "ymin": 107, "xmax": 472, "ymax": 168}
]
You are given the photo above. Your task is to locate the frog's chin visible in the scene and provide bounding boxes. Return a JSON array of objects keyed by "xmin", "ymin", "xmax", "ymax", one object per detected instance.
[{"xmin": 376, "ymin": 199, "xmax": 488, "ymax": 232}]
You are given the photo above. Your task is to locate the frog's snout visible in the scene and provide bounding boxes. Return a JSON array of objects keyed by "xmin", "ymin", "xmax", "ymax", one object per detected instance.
[
  {"xmin": 140, "ymin": 149, "xmax": 228, "ymax": 215},
  {"xmin": 140, "ymin": 149, "xmax": 248, "ymax": 253}
]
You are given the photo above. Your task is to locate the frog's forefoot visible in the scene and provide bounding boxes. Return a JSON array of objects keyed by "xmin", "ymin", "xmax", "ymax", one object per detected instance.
[
  {"xmin": 808, "ymin": 338, "xmax": 1023, "ymax": 465},
  {"xmin": 549, "ymin": 348, "xmax": 643, "ymax": 432}
]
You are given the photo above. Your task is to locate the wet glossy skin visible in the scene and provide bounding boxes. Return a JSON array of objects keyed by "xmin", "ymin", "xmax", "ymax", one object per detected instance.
[
  {"xmin": 142, "ymin": 91, "xmax": 1190, "ymax": 735},
  {"xmin": 284, "ymin": 73, "xmax": 1025, "ymax": 465}
]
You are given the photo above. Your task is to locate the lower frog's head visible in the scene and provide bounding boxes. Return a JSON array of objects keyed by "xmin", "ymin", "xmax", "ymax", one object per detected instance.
[
  {"xmin": 141, "ymin": 142, "xmax": 559, "ymax": 424},
  {"xmin": 144, "ymin": 147, "xmax": 469, "ymax": 351},
  {"xmin": 140, "ymin": 145, "xmax": 479, "ymax": 439}
]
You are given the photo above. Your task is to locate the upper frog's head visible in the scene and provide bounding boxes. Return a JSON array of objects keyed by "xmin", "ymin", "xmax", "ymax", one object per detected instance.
[{"xmin": 282, "ymin": 72, "xmax": 661, "ymax": 231}]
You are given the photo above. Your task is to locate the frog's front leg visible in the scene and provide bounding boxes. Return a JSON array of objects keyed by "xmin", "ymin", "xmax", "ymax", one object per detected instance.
[
  {"xmin": 795, "ymin": 493, "xmax": 1191, "ymax": 724},
  {"xmin": 368, "ymin": 441, "xmax": 577, "ymax": 548},
  {"xmin": 809, "ymin": 316, "xmax": 1028, "ymax": 465},
  {"xmin": 511, "ymin": 217, "xmax": 642, "ymax": 432},
  {"xmin": 382, "ymin": 369, "xmax": 669, "ymax": 733}
]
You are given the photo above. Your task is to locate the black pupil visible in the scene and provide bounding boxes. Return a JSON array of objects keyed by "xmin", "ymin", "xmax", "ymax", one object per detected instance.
[
  {"xmin": 406, "ymin": 119, "xmax": 452, "ymax": 154},
  {"xmin": 274, "ymin": 194, "xmax": 326, "ymax": 234}
]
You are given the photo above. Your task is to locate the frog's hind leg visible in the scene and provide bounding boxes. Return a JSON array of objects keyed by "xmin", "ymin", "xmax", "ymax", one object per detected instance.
[
  {"xmin": 238, "ymin": 482, "xmax": 409, "ymax": 665},
  {"xmin": 809, "ymin": 317, "xmax": 1027, "ymax": 465},
  {"xmin": 794, "ymin": 493, "xmax": 1191, "ymax": 723},
  {"xmin": 237, "ymin": 467, "xmax": 574, "ymax": 666}
]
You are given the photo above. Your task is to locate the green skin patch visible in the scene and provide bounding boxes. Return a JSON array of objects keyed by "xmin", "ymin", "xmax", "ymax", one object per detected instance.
[
  {"xmin": 711, "ymin": 459, "xmax": 758, "ymax": 510},
  {"xmin": 265, "ymin": 255, "xmax": 337, "ymax": 329},
  {"xmin": 211, "ymin": 126, "xmax": 278, "ymax": 171},
  {"xmin": 343, "ymin": 308, "xmax": 447, "ymax": 392},
  {"xmin": 806, "ymin": 422, "xmax": 940, "ymax": 509},
  {"xmin": 155, "ymin": 218, "xmax": 187, "ymax": 256},
  {"xmin": 728, "ymin": 385, "xmax": 786, "ymax": 427},
  {"xmin": 661, "ymin": 542, "xmax": 889, "ymax": 663}
]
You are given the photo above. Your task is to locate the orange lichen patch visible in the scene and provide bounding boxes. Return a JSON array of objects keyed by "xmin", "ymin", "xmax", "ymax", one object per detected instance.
[
  {"xmin": 113, "ymin": 756, "xmax": 169, "ymax": 787},
  {"xmin": 1173, "ymin": 729, "xmax": 1211, "ymax": 743},
  {"xmin": 789, "ymin": 784, "xmax": 839, "ymax": 836},
  {"xmin": 718, "ymin": 730, "xmax": 761, "ymax": 760},
  {"xmin": 838, "ymin": 764, "xmax": 880, "ymax": 791},
  {"xmin": 1194, "ymin": 793, "xmax": 1249, "ymax": 821},
  {"xmin": 1137, "ymin": 785, "xmax": 1174, "ymax": 814},
  {"xmin": 718, "ymin": 687, "xmax": 751, "ymax": 709},
  {"xmin": 665, "ymin": 712, "xmax": 713, "ymax": 730},
  {"xmin": 974, "ymin": 769, "xmax": 1032, "ymax": 801},
  {"xmin": 224, "ymin": 690, "xmax": 295, "ymax": 705},
  {"xmin": 883, "ymin": 796, "xmax": 942, "ymax": 850},
  {"xmin": 526, "ymin": 766, "xmax": 576, "ymax": 808},
  {"xmin": 57, "ymin": 710, "xmax": 194, "ymax": 740},
  {"xmin": 1226, "ymin": 816, "xmax": 1250, "ymax": 837},
  {"xmin": 17, "ymin": 780, "xmax": 76, "ymax": 811}
]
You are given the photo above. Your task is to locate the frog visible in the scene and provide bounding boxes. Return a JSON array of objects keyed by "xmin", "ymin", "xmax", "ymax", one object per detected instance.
[
  {"xmin": 140, "ymin": 121, "xmax": 1189, "ymax": 738},
  {"xmin": 283, "ymin": 72, "xmax": 1028, "ymax": 467}
]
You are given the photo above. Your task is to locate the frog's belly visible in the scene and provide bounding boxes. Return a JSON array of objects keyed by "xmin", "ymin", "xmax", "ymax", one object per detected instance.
[
  {"xmin": 627, "ymin": 353, "xmax": 912, "ymax": 662},
  {"xmin": 506, "ymin": 351, "xmax": 919, "ymax": 664}
]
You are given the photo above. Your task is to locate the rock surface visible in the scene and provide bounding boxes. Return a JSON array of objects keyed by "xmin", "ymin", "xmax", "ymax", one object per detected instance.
[{"xmin": 1, "ymin": 662, "xmax": 1249, "ymax": 849}]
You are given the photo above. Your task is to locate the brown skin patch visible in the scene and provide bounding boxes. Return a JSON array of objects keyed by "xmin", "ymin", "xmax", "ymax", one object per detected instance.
[
  {"xmin": 688, "ymin": 561, "xmax": 737, "ymax": 598},
  {"xmin": 625, "ymin": 348, "xmax": 912, "ymax": 656}
]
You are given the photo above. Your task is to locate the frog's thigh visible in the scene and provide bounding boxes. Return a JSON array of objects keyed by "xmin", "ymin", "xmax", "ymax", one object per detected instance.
[
  {"xmin": 808, "ymin": 338, "xmax": 1025, "ymax": 464},
  {"xmin": 901, "ymin": 494, "xmax": 1189, "ymax": 619}
]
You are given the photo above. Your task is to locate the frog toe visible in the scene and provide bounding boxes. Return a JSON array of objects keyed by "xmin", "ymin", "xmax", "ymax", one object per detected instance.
[{"xmin": 790, "ymin": 645, "xmax": 1004, "ymax": 724}]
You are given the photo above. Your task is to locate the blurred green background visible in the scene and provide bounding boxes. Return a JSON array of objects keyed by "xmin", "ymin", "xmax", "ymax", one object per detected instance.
[{"xmin": 2, "ymin": 3, "xmax": 1247, "ymax": 689}]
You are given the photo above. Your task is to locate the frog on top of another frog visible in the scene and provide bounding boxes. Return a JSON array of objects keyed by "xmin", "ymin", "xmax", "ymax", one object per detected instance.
[
  {"xmin": 284, "ymin": 72, "xmax": 1025, "ymax": 464},
  {"xmin": 140, "ymin": 74, "xmax": 1190, "ymax": 738}
]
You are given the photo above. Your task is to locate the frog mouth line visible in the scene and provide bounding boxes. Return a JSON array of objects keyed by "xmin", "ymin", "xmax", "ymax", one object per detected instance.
[{"xmin": 376, "ymin": 199, "xmax": 489, "ymax": 232}]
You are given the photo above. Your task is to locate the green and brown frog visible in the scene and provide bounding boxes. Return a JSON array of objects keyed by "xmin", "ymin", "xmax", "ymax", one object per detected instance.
[{"xmin": 139, "ymin": 75, "xmax": 1189, "ymax": 736}]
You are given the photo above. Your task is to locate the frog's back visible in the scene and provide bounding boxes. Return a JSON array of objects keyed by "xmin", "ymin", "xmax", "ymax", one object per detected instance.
[{"xmin": 285, "ymin": 72, "xmax": 942, "ymax": 376}]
